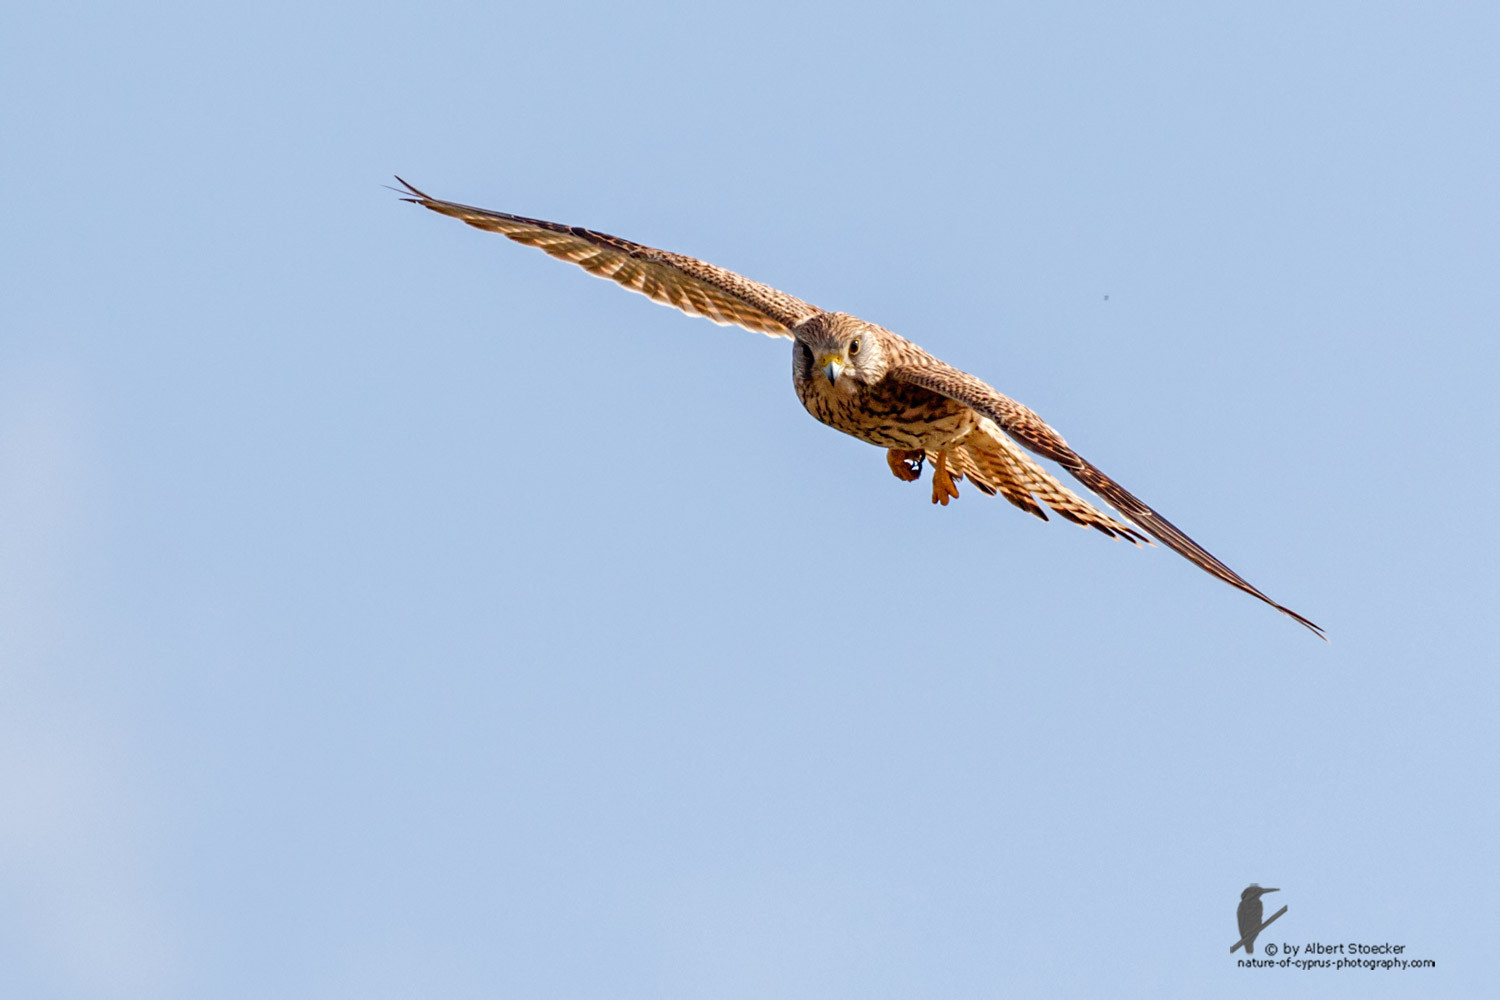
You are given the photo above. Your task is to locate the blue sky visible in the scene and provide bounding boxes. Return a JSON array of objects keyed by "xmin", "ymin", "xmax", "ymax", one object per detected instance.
[{"xmin": 3, "ymin": 2, "xmax": 1496, "ymax": 996}]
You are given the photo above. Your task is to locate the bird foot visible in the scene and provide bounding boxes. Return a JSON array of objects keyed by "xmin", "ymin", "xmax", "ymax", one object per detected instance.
[
  {"xmin": 930, "ymin": 451, "xmax": 960, "ymax": 506},
  {"xmin": 886, "ymin": 448, "xmax": 925, "ymax": 483}
]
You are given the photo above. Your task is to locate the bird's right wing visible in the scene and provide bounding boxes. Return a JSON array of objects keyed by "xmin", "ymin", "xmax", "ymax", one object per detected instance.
[{"xmin": 395, "ymin": 178, "xmax": 820, "ymax": 338}]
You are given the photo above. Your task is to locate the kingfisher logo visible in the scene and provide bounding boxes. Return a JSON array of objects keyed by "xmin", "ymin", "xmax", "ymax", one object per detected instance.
[
  {"xmin": 1231, "ymin": 884, "xmax": 1286, "ymax": 953},
  {"xmin": 1228, "ymin": 885, "xmax": 1436, "ymax": 971}
]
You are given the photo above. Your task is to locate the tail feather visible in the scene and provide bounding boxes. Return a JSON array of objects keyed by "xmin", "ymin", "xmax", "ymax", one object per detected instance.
[{"xmin": 942, "ymin": 420, "xmax": 1149, "ymax": 545}]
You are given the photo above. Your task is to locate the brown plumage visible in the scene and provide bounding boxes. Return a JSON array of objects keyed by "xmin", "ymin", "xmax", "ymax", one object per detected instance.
[{"xmin": 395, "ymin": 177, "xmax": 1323, "ymax": 637}]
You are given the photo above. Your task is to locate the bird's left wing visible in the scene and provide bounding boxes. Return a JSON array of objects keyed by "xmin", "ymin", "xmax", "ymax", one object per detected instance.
[
  {"xmin": 395, "ymin": 178, "xmax": 819, "ymax": 338},
  {"xmin": 889, "ymin": 357, "xmax": 1324, "ymax": 637}
]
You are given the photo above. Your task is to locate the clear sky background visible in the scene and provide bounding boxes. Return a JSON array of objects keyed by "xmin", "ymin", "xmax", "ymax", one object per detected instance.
[{"xmin": 3, "ymin": 2, "xmax": 1496, "ymax": 997}]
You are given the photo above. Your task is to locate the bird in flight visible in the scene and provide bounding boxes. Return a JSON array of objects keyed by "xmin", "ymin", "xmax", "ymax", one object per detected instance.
[{"xmin": 395, "ymin": 178, "xmax": 1322, "ymax": 637}]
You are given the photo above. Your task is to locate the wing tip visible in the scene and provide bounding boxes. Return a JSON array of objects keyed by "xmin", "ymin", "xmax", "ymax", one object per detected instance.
[
  {"xmin": 390, "ymin": 174, "xmax": 434, "ymax": 205},
  {"xmin": 1278, "ymin": 605, "xmax": 1327, "ymax": 641}
]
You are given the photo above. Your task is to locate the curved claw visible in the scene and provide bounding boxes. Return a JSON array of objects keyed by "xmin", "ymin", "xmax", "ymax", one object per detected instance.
[
  {"xmin": 930, "ymin": 451, "xmax": 960, "ymax": 506},
  {"xmin": 886, "ymin": 449, "xmax": 925, "ymax": 483}
]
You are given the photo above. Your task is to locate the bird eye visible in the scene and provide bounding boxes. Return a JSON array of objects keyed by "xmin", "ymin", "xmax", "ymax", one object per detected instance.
[{"xmin": 849, "ymin": 338, "xmax": 861, "ymax": 357}]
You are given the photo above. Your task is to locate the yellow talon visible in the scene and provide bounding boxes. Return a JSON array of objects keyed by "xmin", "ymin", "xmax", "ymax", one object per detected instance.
[
  {"xmin": 931, "ymin": 450, "xmax": 960, "ymax": 506},
  {"xmin": 886, "ymin": 449, "xmax": 924, "ymax": 482}
]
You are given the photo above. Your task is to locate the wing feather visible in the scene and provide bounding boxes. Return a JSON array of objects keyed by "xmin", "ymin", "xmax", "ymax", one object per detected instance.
[
  {"xmin": 891, "ymin": 359, "xmax": 1324, "ymax": 637},
  {"xmin": 947, "ymin": 419, "xmax": 1151, "ymax": 544},
  {"xmin": 395, "ymin": 177, "xmax": 819, "ymax": 338}
]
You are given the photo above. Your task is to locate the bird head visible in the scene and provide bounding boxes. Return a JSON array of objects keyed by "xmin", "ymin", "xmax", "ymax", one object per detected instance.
[
  {"xmin": 1241, "ymin": 885, "xmax": 1279, "ymax": 901},
  {"xmin": 793, "ymin": 313, "xmax": 888, "ymax": 391}
]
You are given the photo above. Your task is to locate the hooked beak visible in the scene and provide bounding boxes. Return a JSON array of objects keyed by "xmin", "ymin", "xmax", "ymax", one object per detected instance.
[{"xmin": 817, "ymin": 353, "xmax": 844, "ymax": 384}]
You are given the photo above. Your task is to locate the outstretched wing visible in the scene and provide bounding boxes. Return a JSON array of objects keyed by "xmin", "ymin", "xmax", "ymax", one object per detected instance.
[
  {"xmin": 890, "ymin": 358, "xmax": 1324, "ymax": 637},
  {"xmin": 395, "ymin": 178, "xmax": 820, "ymax": 338},
  {"xmin": 945, "ymin": 418, "xmax": 1151, "ymax": 544}
]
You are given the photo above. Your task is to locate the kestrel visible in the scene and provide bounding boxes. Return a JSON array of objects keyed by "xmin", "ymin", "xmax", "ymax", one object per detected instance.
[{"xmin": 395, "ymin": 178, "xmax": 1322, "ymax": 637}]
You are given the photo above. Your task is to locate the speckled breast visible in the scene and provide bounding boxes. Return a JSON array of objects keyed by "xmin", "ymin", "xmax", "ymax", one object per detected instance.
[{"xmin": 794, "ymin": 372, "xmax": 980, "ymax": 451}]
